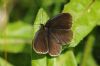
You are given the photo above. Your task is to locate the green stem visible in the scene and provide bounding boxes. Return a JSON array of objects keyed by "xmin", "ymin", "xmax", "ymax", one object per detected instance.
[{"xmin": 80, "ymin": 35, "xmax": 95, "ymax": 66}]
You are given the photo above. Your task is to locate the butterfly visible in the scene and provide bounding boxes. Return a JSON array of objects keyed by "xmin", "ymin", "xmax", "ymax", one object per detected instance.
[{"xmin": 32, "ymin": 13, "xmax": 73, "ymax": 56}]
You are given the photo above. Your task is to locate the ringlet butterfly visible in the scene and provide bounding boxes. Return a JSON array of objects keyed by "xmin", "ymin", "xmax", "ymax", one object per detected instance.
[{"xmin": 32, "ymin": 13, "xmax": 73, "ymax": 56}]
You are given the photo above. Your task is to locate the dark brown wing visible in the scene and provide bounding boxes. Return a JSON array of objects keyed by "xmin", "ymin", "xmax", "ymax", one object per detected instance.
[
  {"xmin": 45, "ymin": 13, "xmax": 72, "ymax": 29},
  {"xmin": 48, "ymin": 32, "xmax": 62, "ymax": 56},
  {"xmin": 50, "ymin": 29, "xmax": 73, "ymax": 45},
  {"xmin": 32, "ymin": 27, "xmax": 48, "ymax": 54}
]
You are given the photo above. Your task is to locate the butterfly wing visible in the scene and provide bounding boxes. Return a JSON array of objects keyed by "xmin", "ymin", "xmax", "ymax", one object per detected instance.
[
  {"xmin": 48, "ymin": 32, "xmax": 62, "ymax": 56},
  {"xmin": 46, "ymin": 13, "xmax": 73, "ymax": 45},
  {"xmin": 32, "ymin": 27, "xmax": 48, "ymax": 54},
  {"xmin": 50, "ymin": 29, "xmax": 73, "ymax": 45},
  {"xmin": 45, "ymin": 13, "xmax": 72, "ymax": 29}
]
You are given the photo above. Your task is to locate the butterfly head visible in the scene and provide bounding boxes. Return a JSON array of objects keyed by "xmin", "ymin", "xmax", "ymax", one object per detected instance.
[{"xmin": 40, "ymin": 24, "xmax": 48, "ymax": 30}]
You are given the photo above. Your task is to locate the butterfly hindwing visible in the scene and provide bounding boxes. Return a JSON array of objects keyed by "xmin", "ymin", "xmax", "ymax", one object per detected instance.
[
  {"xmin": 48, "ymin": 31, "xmax": 62, "ymax": 56},
  {"xmin": 33, "ymin": 27, "xmax": 48, "ymax": 54},
  {"xmin": 50, "ymin": 29, "xmax": 73, "ymax": 45}
]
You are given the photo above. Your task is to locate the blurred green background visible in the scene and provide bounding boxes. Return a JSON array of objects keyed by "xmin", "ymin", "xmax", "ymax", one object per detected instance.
[{"xmin": 0, "ymin": 0, "xmax": 100, "ymax": 66}]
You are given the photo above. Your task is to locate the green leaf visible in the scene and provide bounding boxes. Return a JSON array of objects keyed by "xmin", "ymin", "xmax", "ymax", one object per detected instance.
[
  {"xmin": 0, "ymin": 21, "xmax": 33, "ymax": 39},
  {"xmin": 0, "ymin": 57, "xmax": 13, "ymax": 66},
  {"xmin": 56, "ymin": 50, "xmax": 77, "ymax": 66},
  {"xmin": 80, "ymin": 35, "xmax": 97, "ymax": 66},
  {"xmin": 63, "ymin": 0, "xmax": 100, "ymax": 47},
  {"xmin": 0, "ymin": 21, "xmax": 32, "ymax": 53}
]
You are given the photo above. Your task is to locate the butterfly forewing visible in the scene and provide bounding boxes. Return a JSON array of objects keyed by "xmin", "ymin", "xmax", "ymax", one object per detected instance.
[
  {"xmin": 33, "ymin": 27, "xmax": 48, "ymax": 54},
  {"xmin": 45, "ymin": 13, "xmax": 72, "ymax": 29}
]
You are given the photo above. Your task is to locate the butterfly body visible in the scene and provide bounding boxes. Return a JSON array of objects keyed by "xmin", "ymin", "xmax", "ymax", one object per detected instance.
[{"xmin": 33, "ymin": 13, "xmax": 73, "ymax": 56}]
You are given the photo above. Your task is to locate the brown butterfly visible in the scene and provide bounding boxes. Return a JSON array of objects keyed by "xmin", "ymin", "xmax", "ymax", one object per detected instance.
[{"xmin": 32, "ymin": 13, "xmax": 73, "ymax": 56}]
